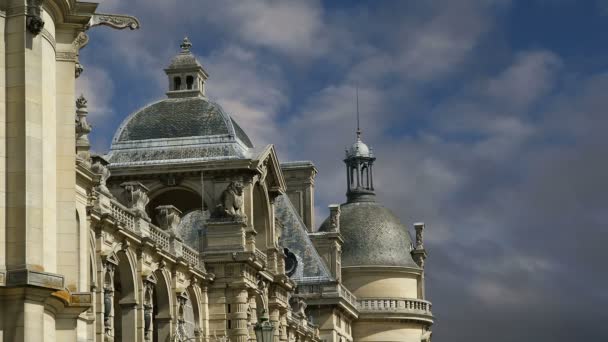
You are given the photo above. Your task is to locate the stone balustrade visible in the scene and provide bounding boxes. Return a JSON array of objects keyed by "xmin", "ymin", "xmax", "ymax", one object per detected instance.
[
  {"xmin": 96, "ymin": 190, "xmax": 205, "ymax": 271},
  {"xmin": 356, "ymin": 298, "xmax": 433, "ymax": 319},
  {"xmin": 338, "ymin": 284, "xmax": 357, "ymax": 307},
  {"xmin": 296, "ymin": 282, "xmax": 358, "ymax": 310},
  {"xmin": 254, "ymin": 248, "xmax": 267, "ymax": 264}
]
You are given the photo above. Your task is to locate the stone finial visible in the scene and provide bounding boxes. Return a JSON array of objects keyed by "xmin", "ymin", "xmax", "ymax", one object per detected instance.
[
  {"xmin": 75, "ymin": 94, "xmax": 92, "ymax": 160},
  {"xmin": 91, "ymin": 155, "xmax": 112, "ymax": 196},
  {"xmin": 328, "ymin": 204, "xmax": 341, "ymax": 232},
  {"xmin": 414, "ymin": 222, "xmax": 425, "ymax": 250},
  {"xmin": 180, "ymin": 37, "xmax": 192, "ymax": 52},
  {"xmin": 412, "ymin": 222, "xmax": 428, "ymax": 268},
  {"xmin": 120, "ymin": 182, "xmax": 150, "ymax": 218},
  {"xmin": 155, "ymin": 205, "xmax": 182, "ymax": 233}
]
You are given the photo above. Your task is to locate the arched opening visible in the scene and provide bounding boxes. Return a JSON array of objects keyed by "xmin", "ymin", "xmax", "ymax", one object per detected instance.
[
  {"xmin": 186, "ymin": 75, "xmax": 194, "ymax": 90},
  {"xmin": 252, "ymin": 184, "xmax": 271, "ymax": 250},
  {"xmin": 361, "ymin": 164, "xmax": 369, "ymax": 189},
  {"xmin": 174, "ymin": 76, "xmax": 182, "ymax": 90},
  {"xmin": 153, "ymin": 269, "xmax": 173, "ymax": 342},
  {"xmin": 113, "ymin": 251, "xmax": 138, "ymax": 341},
  {"xmin": 186, "ymin": 287, "xmax": 201, "ymax": 338},
  {"xmin": 147, "ymin": 188, "xmax": 204, "ymax": 225}
]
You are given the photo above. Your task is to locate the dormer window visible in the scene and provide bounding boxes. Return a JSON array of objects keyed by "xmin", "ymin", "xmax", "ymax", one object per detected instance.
[
  {"xmin": 186, "ymin": 75, "xmax": 194, "ymax": 90},
  {"xmin": 174, "ymin": 77, "xmax": 181, "ymax": 90}
]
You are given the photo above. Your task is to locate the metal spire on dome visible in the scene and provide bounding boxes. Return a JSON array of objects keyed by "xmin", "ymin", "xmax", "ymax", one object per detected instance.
[
  {"xmin": 180, "ymin": 36, "xmax": 192, "ymax": 53},
  {"xmin": 356, "ymin": 85, "xmax": 361, "ymax": 139}
]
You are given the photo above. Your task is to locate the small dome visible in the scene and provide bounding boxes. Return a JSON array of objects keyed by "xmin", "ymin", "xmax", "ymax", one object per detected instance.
[
  {"xmin": 107, "ymin": 97, "xmax": 253, "ymax": 166},
  {"xmin": 318, "ymin": 201, "xmax": 418, "ymax": 268},
  {"xmin": 167, "ymin": 53, "xmax": 202, "ymax": 69},
  {"xmin": 167, "ymin": 37, "xmax": 202, "ymax": 69},
  {"xmin": 347, "ymin": 137, "xmax": 371, "ymax": 158}
]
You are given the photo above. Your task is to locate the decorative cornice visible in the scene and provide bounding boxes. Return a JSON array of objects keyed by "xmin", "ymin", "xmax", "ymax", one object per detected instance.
[
  {"xmin": 56, "ymin": 50, "xmax": 77, "ymax": 62},
  {"xmin": 87, "ymin": 13, "xmax": 140, "ymax": 30}
]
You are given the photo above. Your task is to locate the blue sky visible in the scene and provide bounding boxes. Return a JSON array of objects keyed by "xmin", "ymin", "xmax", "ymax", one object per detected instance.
[{"xmin": 80, "ymin": 1, "xmax": 608, "ymax": 340}]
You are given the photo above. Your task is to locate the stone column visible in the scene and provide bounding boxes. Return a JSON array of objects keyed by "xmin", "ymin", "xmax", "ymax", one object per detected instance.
[
  {"xmin": 143, "ymin": 281, "xmax": 154, "ymax": 341},
  {"xmin": 269, "ymin": 305, "xmax": 281, "ymax": 342},
  {"xmin": 229, "ymin": 288, "xmax": 250, "ymax": 342}
]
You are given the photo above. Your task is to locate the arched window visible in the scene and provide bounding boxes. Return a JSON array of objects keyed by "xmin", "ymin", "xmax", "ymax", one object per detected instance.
[
  {"xmin": 186, "ymin": 75, "xmax": 194, "ymax": 90},
  {"xmin": 174, "ymin": 77, "xmax": 182, "ymax": 90}
]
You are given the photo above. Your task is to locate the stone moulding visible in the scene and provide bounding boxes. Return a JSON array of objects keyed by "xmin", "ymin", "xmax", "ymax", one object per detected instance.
[
  {"xmin": 6, "ymin": 269, "xmax": 64, "ymax": 290},
  {"xmin": 87, "ymin": 13, "xmax": 141, "ymax": 30}
]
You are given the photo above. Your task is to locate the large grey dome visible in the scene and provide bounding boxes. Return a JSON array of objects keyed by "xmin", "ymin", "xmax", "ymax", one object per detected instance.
[
  {"xmin": 107, "ymin": 97, "xmax": 253, "ymax": 167},
  {"xmin": 319, "ymin": 200, "xmax": 419, "ymax": 268}
]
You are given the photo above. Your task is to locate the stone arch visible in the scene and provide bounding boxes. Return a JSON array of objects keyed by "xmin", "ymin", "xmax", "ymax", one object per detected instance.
[
  {"xmin": 113, "ymin": 248, "xmax": 139, "ymax": 341},
  {"xmin": 186, "ymin": 285, "xmax": 202, "ymax": 338},
  {"xmin": 252, "ymin": 182, "xmax": 273, "ymax": 250},
  {"xmin": 146, "ymin": 186, "xmax": 206, "ymax": 224},
  {"xmin": 153, "ymin": 267, "xmax": 174, "ymax": 342}
]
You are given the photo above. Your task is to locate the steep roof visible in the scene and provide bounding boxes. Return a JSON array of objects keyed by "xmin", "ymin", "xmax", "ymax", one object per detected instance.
[{"xmin": 274, "ymin": 194, "xmax": 333, "ymax": 283}]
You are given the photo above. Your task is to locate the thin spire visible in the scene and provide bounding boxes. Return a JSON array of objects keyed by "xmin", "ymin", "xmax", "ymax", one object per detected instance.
[{"xmin": 356, "ymin": 85, "xmax": 361, "ymax": 139}]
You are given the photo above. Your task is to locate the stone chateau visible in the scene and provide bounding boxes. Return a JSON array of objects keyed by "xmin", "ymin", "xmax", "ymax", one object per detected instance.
[{"xmin": 0, "ymin": 1, "xmax": 433, "ymax": 341}]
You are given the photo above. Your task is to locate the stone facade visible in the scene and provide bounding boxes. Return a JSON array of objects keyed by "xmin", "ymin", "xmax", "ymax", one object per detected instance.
[{"xmin": 0, "ymin": 1, "xmax": 433, "ymax": 341}]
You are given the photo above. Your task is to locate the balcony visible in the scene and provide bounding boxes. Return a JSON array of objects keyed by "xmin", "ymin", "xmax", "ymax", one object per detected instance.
[{"xmin": 356, "ymin": 298, "xmax": 434, "ymax": 324}]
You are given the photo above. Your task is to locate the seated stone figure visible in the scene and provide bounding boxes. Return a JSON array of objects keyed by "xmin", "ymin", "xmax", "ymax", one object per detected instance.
[{"xmin": 213, "ymin": 181, "xmax": 246, "ymax": 220}]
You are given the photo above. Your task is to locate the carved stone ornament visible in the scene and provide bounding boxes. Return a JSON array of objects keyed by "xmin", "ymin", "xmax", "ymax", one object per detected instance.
[
  {"xmin": 91, "ymin": 155, "xmax": 112, "ymax": 196},
  {"xmin": 75, "ymin": 95, "xmax": 92, "ymax": 160},
  {"xmin": 26, "ymin": 0, "xmax": 45, "ymax": 36},
  {"xmin": 121, "ymin": 182, "xmax": 150, "ymax": 218},
  {"xmin": 87, "ymin": 13, "xmax": 141, "ymax": 30},
  {"xmin": 414, "ymin": 222, "xmax": 425, "ymax": 250},
  {"xmin": 328, "ymin": 204, "xmax": 341, "ymax": 232},
  {"xmin": 289, "ymin": 297, "xmax": 308, "ymax": 318},
  {"xmin": 212, "ymin": 181, "xmax": 246, "ymax": 221},
  {"xmin": 155, "ymin": 205, "xmax": 182, "ymax": 233},
  {"xmin": 73, "ymin": 32, "xmax": 90, "ymax": 51},
  {"xmin": 75, "ymin": 62, "xmax": 84, "ymax": 78}
]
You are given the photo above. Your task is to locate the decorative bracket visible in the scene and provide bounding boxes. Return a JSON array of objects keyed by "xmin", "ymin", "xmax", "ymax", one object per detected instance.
[
  {"xmin": 26, "ymin": 0, "xmax": 45, "ymax": 35},
  {"xmin": 87, "ymin": 13, "xmax": 141, "ymax": 31}
]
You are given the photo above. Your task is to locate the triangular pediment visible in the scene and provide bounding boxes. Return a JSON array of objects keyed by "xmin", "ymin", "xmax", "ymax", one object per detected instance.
[{"xmin": 253, "ymin": 145, "xmax": 286, "ymax": 195}]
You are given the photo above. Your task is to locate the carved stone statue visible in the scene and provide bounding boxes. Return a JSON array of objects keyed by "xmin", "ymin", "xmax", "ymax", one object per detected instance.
[
  {"xmin": 121, "ymin": 182, "xmax": 150, "ymax": 218},
  {"xmin": 414, "ymin": 222, "xmax": 425, "ymax": 250},
  {"xmin": 328, "ymin": 204, "xmax": 341, "ymax": 232},
  {"xmin": 213, "ymin": 181, "xmax": 246, "ymax": 220},
  {"xmin": 155, "ymin": 205, "xmax": 182, "ymax": 233},
  {"xmin": 91, "ymin": 155, "xmax": 112, "ymax": 196},
  {"xmin": 75, "ymin": 95, "xmax": 92, "ymax": 160},
  {"xmin": 289, "ymin": 297, "xmax": 308, "ymax": 318}
]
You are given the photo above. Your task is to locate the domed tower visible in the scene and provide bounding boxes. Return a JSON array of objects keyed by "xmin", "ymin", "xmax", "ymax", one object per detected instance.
[{"xmin": 319, "ymin": 129, "xmax": 434, "ymax": 341}]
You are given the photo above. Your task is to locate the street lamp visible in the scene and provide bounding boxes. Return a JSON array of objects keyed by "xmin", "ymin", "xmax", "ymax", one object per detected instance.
[{"xmin": 254, "ymin": 310, "xmax": 274, "ymax": 342}]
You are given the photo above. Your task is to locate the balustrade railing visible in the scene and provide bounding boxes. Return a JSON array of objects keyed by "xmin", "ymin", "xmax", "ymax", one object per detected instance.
[
  {"xmin": 149, "ymin": 224, "xmax": 170, "ymax": 250},
  {"xmin": 182, "ymin": 244, "xmax": 201, "ymax": 268},
  {"xmin": 110, "ymin": 201, "xmax": 136, "ymax": 232},
  {"xmin": 254, "ymin": 248, "xmax": 267, "ymax": 264},
  {"xmin": 357, "ymin": 298, "xmax": 432, "ymax": 315},
  {"xmin": 98, "ymin": 192, "xmax": 206, "ymax": 273},
  {"xmin": 338, "ymin": 284, "xmax": 357, "ymax": 308}
]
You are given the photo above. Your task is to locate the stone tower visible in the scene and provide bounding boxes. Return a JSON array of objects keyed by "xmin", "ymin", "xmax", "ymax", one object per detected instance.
[
  {"xmin": 319, "ymin": 129, "xmax": 434, "ymax": 341},
  {"xmin": 0, "ymin": 1, "xmax": 138, "ymax": 340}
]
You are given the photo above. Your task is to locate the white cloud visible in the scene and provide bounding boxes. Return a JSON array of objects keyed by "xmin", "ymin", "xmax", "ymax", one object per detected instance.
[{"xmin": 76, "ymin": 66, "xmax": 114, "ymax": 121}]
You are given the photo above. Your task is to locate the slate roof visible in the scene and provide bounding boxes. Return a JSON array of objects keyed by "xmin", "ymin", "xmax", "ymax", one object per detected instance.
[
  {"xmin": 274, "ymin": 194, "xmax": 334, "ymax": 283},
  {"xmin": 107, "ymin": 97, "xmax": 253, "ymax": 167},
  {"xmin": 319, "ymin": 200, "xmax": 419, "ymax": 268}
]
